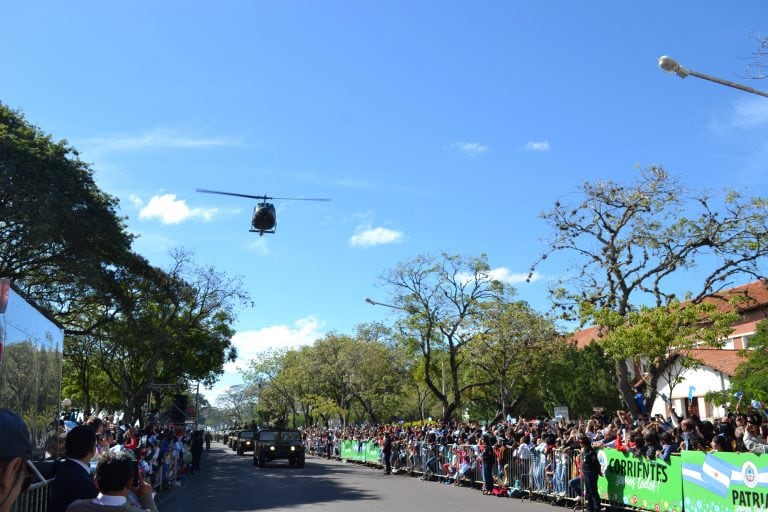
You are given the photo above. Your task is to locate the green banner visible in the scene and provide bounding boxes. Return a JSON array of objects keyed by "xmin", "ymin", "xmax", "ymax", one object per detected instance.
[
  {"xmin": 680, "ymin": 450, "xmax": 768, "ymax": 512},
  {"xmin": 340, "ymin": 440, "xmax": 382, "ymax": 464},
  {"xmin": 597, "ymin": 448, "xmax": 683, "ymax": 512},
  {"xmin": 365, "ymin": 441, "xmax": 381, "ymax": 463}
]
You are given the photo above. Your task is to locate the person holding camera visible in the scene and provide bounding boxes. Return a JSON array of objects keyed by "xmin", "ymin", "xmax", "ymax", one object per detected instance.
[
  {"xmin": 50, "ymin": 426, "xmax": 99, "ymax": 512},
  {"xmin": 66, "ymin": 451, "xmax": 157, "ymax": 512}
]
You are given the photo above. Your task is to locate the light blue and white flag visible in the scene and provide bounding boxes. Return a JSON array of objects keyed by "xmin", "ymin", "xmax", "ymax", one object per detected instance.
[
  {"xmin": 688, "ymin": 386, "xmax": 696, "ymax": 401},
  {"xmin": 701, "ymin": 454, "xmax": 734, "ymax": 497}
]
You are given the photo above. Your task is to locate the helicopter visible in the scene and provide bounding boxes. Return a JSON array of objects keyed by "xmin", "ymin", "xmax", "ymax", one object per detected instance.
[{"xmin": 196, "ymin": 189, "xmax": 330, "ymax": 235}]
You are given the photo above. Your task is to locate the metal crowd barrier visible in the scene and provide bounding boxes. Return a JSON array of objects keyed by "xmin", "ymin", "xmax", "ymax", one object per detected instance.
[
  {"xmin": 11, "ymin": 450, "xmax": 188, "ymax": 512},
  {"xmin": 305, "ymin": 436, "xmax": 586, "ymax": 506},
  {"xmin": 10, "ymin": 480, "xmax": 50, "ymax": 512}
]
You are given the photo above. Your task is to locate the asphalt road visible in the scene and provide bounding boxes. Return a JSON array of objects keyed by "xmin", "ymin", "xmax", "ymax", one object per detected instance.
[{"xmin": 158, "ymin": 442, "xmax": 568, "ymax": 512}]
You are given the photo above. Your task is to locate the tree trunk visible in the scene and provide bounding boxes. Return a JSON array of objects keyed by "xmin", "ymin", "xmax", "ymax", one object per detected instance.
[{"xmin": 616, "ymin": 360, "xmax": 640, "ymax": 415}]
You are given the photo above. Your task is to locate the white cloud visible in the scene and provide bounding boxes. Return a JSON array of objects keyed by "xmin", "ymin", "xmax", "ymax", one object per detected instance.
[
  {"xmin": 246, "ymin": 238, "xmax": 269, "ymax": 256},
  {"xmin": 525, "ymin": 140, "xmax": 550, "ymax": 152},
  {"xmin": 490, "ymin": 268, "xmax": 542, "ymax": 284},
  {"xmin": 128, "ymin": 194, "xmax": 144, "ymax": 209},
  {"xmin": 205, "ymin": 316, "xmax": 325, "ymax": 405},
  {"xmin": 138, "ymin": 194, "xmax": 218, "ymax": 224},
  {"xmin": 79, "ymin": 128, "xmax": 243, "ymax": 153},
  {"xmin": 450, "ymin": 141, "xmax": 490, "ymax": 157},
  {"xmin": 456, "ymin": 268, "xmax": 542, "ymax": 285},
  {"xmin": 718, "ymin": 97, "xmax": 768, "ymax": 130},
  {"xmin": 350, "ymin": 227, "xmax": 404, "ymax": 247},
  {"xmin": 130, "ymin": 232, "xmax": 175, "ymax": 255}
]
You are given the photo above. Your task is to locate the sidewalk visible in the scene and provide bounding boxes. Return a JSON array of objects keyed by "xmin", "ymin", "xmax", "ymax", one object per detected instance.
[{"xmin": 156, "ymin": 443, "xmax": 220, "ymax": 506}]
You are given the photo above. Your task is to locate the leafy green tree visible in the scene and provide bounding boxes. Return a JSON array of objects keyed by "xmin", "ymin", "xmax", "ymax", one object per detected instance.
[
  {"xmin": 216, "ymin": 385, "xmax": 256, "ymax": 427},
  {"xmin": 379, "ymin": 253, "xmax": 509, "ymax": 423},
  {"xmin": 731, "ymin": 319, "xmax": 768, "ymax": 403},
  {"xmin": 542, "ymin": 342, "xmax": 622, "ymax": 419},
  {"xmin": 533, "ymin": 166, "xmax": 768, "ymax": 413},
  {"xmin": 92, "ymin": 250, "xmax": 246, "ymax": 422},
  {"xmin": 0, "ymin": 104, "xmax": 139, "ymax": 309},
  {"xmin": 467, "ymin": 300, "xmax": 562, "ymax": 423}
]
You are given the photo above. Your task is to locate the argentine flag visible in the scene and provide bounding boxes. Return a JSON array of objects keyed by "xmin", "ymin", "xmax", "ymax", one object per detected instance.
[
  {"xmin": 701, "ymin": 454, "xmax": 733, "ymax": 497},
  {"xmin": 682, "ymin": 455, "xmax": 735, "ymax": 498}
]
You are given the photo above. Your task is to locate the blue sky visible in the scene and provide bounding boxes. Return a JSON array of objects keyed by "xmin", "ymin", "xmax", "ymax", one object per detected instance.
[{"xmin": 3, "ymin": 1, "xmax": 768, "ymax": 404}]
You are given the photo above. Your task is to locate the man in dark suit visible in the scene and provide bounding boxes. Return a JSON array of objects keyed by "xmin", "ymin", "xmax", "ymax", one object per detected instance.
[{"xmin": 49, "ymin": 425, "xmax": 98, "ymax": 512}]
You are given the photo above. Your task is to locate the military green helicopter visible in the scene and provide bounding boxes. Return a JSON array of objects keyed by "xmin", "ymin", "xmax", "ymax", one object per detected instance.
[{"xmin": 196, "ymin": 189, "xmax": 330, "ymax": 235}]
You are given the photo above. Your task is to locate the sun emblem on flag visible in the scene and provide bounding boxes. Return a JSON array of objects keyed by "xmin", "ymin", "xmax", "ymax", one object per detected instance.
[{"xmin": 742, "ymin": 461, "xmax": 758, "ymax": 489}]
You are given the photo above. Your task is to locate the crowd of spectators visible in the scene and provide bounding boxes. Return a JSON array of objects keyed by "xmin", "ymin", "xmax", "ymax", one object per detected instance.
[
  {"xmin": 38, "ymin": 413, "xmax": 208, "ymax": 512},
  {"xmin": 303, "ymin": 402, "xmax": 768, "ymax": 500}
]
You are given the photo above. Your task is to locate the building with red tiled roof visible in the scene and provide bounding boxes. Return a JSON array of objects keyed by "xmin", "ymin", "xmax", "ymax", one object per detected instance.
[{"xmin": 568, "ymin": 279, "xmax": 768, "ymax": 420}]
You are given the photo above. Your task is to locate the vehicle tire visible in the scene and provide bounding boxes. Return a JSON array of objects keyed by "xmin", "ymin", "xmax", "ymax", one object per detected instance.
[
  {"xmin": 297, "ymin": 453, "xmax": 305, "ymax": 468},
  {"xmin": 258, "ymin": 452, "xmax": 266, "ymax": 468}
]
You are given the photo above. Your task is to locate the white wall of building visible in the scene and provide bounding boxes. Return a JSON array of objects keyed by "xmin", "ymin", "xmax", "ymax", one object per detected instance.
[{"xmin": 649, "ymin": 360, "xmax": 732, "ymax": 420}]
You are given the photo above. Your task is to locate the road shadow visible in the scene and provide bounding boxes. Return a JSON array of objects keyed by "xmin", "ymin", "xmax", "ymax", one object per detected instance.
[{"xmin": 160, "ymin": 445, "xmax": 377, "ymax": 511}]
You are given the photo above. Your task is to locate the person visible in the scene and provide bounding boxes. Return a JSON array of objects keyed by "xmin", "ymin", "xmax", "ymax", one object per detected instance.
[
  {"xmin": 66, "ymin": 451, "xmax": 157, "ymax": 512},
  {"xmin": 204, "ymin": 431, "xmax": 212, "ymax": 451},
  {"xmin": 481, "ymin": 436, "xmax": 496, "ymax": 495},
  {"xmin": 50, "ymin": 425, "xmax": 99, "ymax": 512},
  {"xmin": 579, "ymin": 434, "xmax": 601, "ymax": 512},
  {"xmin": 743, "ymin": 420, "xmax": 768, "ymax": 453},
  {"xmin": 0, "ymin": 410, "xmax": 34, "ymax": 512},
  {"xmin": 382, "ymin": 432, "xmax": 392, "ymax": 475},
  {"xmin": 325, "ymin": 430, "xmax": 334, "ymax": 459},
  {"xmin": 190, "ymin": 431, "xmax": 203, "ymax": 472}
]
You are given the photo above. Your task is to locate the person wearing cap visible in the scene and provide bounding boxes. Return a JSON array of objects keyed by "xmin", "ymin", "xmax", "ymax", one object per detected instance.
[
  {"xmin": 0, "ymin": 409, "xmax": 34, "ymax": 512},
  {"xmin": 50, "ymin": 426, "xmax": 99, "ymax": 512}
]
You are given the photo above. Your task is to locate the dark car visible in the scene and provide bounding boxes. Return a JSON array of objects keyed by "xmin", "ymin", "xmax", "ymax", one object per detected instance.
[
  {"xmin": 235, "ymin": 430, "xmax": 256, "ymax": 455},
  {"xmin": 253, "ymin": 429, "xmax": 305, "ymax": 468}
]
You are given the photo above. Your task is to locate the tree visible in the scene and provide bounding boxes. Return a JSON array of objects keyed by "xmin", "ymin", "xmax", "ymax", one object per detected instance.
[
  {"xmin": 746, "ymin": 33, "xmax": 768, "ymax": 80},
  {"xmin": 379, "ymin": 253, "xmax": 508, "ymax": 423},
  {"xmin": 217, "ymin": 385, "xmax": 256, "ymax": 426},
  {"xmin": 93, "ymin": 250, "xmax": 246, "ymax": 422},
  {"xmin": 533, "ymin": 166, "xmax": 768, "ymax": 413},
  {"xmin": 0, "ymin": 104, "xmax": 138, "ymax": 308},
  {"xmin": 542, "ymin": 342, "xmax": 623, "ymax": 419},
  {"xmin": 467, "ymin": 299, "xmax": 562, "ymax": 424},
  {"xmin": 731, "ymin": 319, "xmax": 768, "ymax": 403}
]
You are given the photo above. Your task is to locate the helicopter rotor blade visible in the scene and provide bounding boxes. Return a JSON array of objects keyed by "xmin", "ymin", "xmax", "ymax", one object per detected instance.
[
  {"xmin": 196, "ymin": 189, "xmax": 268, "ymax": 200},
  {"xmin": 269, "ymin": 197, "xmax": 331, "ymax": 202}
]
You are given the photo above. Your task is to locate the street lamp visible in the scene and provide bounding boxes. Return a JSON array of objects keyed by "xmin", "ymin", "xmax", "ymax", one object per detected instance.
[
  {"xmin": 658, "ymin": 56, "xmax": 768, "ymax": 99},
  {"xmin": 364, "ymin": 297, "xmax": 399, "ymax": 309}
]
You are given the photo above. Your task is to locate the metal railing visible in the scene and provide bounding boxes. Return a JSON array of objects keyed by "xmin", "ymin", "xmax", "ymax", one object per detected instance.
[{"xmin": 306, "ymin": 437, "xmax": 586, "ymax": 505}]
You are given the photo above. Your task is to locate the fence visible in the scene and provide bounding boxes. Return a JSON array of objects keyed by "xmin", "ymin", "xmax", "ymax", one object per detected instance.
[
  {"xmin": 308, "ymin": 438, "xmax": 583, "ymax": 504},
  {"xmin": 308, "ymin": 437, "xmax": 768, "ymax": 512},
  {"xmin": 11, "ymin": 448, "xmax": 188, "ymax": 512}
]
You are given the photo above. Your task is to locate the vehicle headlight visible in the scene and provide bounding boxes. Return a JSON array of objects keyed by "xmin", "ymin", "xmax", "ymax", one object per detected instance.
[
  {"xmin": 270, "ymin": 446, "xmax": 275, "ymax": 451},
  {"xmin": 246, "ymin": 441, "xmax": 251, "ymax": 445},
  {"xmin": 290, "ymin": 446, "xmax": 295, "ymax": 451}
]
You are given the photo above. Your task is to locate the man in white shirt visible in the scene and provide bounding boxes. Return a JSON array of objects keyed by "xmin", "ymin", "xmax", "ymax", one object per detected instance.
[{"xmin": 66, "ymin": 451, "xmax": 157, "ymax": 512}]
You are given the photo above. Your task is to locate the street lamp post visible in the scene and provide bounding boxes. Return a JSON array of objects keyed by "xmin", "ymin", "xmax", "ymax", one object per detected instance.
[{"xmin": 658, "ymin": 56, "xmax": 768, "ymax": 98}]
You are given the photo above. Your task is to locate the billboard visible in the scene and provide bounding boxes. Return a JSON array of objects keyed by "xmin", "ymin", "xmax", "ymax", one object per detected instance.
[{"xmin": 0, "ymin": 280, "xmax": 64, "ymax": 460}]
